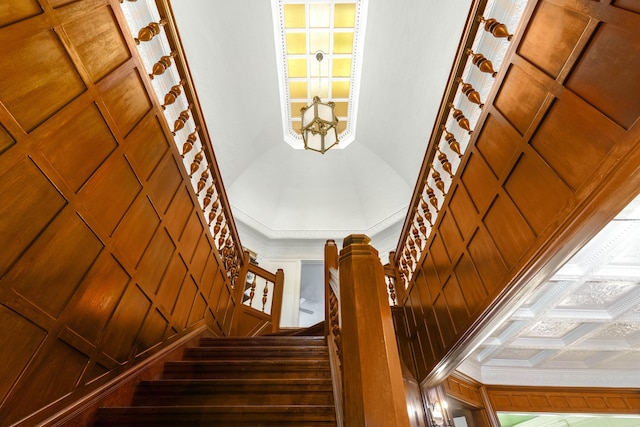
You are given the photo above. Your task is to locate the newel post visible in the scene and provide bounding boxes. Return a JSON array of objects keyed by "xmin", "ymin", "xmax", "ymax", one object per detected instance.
[
  {"xmin": 339, "ymin": 234, "xmax": 410, "ymax": 426},
  {"xmin": 271, "ymin": 268, "xmax": 284, "ymax": 333}
]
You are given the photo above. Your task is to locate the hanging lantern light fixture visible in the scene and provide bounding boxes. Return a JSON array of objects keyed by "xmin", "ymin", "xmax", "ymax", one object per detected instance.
[{"xmin": 300, "ymin": 52, "xmax": 339, "ymax": 154}]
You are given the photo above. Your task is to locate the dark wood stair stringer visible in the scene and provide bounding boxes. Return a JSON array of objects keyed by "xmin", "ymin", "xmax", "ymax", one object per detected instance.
[{"xmin": 95, "ymin": 334, "xmax": 337, "ymax": 426}]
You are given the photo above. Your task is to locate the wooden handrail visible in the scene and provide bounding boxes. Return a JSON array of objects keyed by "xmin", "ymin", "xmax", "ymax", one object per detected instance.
[
  {"xmin": 118, "ymin": 0, "xmax": 245, "ymax": 288},
  {"xmin": 394, "ymin": 0, "xmax": 511, "ymax": 290}
]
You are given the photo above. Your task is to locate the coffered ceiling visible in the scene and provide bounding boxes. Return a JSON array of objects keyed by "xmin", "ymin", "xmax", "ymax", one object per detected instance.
[{"xmin": 458, "ymin": 195, "xmax": 640, "ymax": 388}]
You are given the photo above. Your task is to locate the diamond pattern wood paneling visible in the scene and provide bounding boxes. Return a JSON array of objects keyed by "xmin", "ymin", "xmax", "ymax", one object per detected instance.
[
  {"xmin": 0, "ymin": 27, "xmax": 85, "ymax": 132},
  {"xmin": 403, "ymin": 0, "xmax": 640, "ymax": 384},
  {"xmin": 0, "ymin": 2, "xmax": 238, "ymax": 424}
]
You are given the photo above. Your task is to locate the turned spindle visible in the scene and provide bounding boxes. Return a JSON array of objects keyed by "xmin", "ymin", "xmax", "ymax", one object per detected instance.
[
  {"xmin": 135, "ymin": 19, "xmax": 167, "ymax": 44},
  {"xmin": 448, "ymin": 104, "xmax": 472, "ymax": 135},
  {"xmin": 480, "ymin": 16, "xmax": 513, "ymax": 41},
  {"xmin": 432, "ymin": 169, "xmax": 446, "ymax": 195},
  {"xmin": 172, "ymin": 105, "xmax": 192, "ymax": 135},
  {"xmin": 181, "ymin": 126, "xmax": 199, "ymax": 157},
  {"xmin": 441, "ymin": 126, "xmax": 462, "ymax": 158},
  {"xmin": 468, "ymin": 49, "xmax": 497, "ymax": 77},
  {"xmin": 458, "ymin": 78, "xmax": 484, "ymax": 108},
  {"xmin": 162, "ymin": 79, "xmax": 185, "ymax": 110},
  {"xmin": 149, "ymin": 51, "xmax": 177, "ymax": 79}
]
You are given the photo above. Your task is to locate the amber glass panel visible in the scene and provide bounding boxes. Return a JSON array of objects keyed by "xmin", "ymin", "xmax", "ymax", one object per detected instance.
[
  {"xmin": 334, "ymin": 3, "xmax": 356, "ymax": 28},
  {"xmin": 289, "ymin": 81, "xmax": 307, "ymax": 99},
  {"xmin": 286, "ymin": 33, "xmax": 306, "ymax": 54},
  {"xmin": 333, "ymin": 32, "xmax": 354, "ymax": 54},
  {"xmin": 284, "ymin": 4, "xmax": 305, "ymax": 28},
  {"xmin": 332, "ymin": 58, "xmax": 352, "ymax": 77},
  {"xmin": 332, "ymin": 81, "xmax": 350, "ymax": 98},
  {"xmin": 287, "ymin": 58, "xmax": 307, "ymax": 78}
]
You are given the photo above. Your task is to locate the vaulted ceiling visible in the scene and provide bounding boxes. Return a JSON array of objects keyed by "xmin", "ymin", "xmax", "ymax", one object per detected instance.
[{"xmin": 132, "ymin": 0, "xmax": 639, "ymax": 399}]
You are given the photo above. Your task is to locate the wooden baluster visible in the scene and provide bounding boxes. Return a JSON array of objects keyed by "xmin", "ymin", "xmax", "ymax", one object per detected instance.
[
  {"xmin": 197, "ymin": 168, "xmax": 209, "ymax": 194},
  {"xmin": 437, "ymin": 149, "xmax": 454, "ymax": 177},
  {"xmin": 426, "ymin": 183, "xmax": 439, "ymax": 212},
  {"xmin": 416, "ymin": 213, "xmax": 427, "ymax": 238},
  {"xmin": 181, "ymin": 127, "xmax": 199, "ymax": 157},
  {"xmin": 218, "ymin": 227, "xmax": 228, "ymax": 249},
  {"xmin": 412, "ymin": 227, "xmax": 422, "ymax": 251},
  {"xmin": 432, "ymin": 169, "xmax": 446, "ymax": 195},
  {"xmin": 172, "ymin": 105, "xmax": 192, "ymax": 135},
  {"xmin": 248, "ymin": 274, "xmax": 257, "ymax": 307},
  {"xmin": 203, "ymin": 186, "xmax": 214, "ymax": 209},
  {"xmin": 161, "ymin": 79, "xmax": 185, "ymax": 110},
  {"xmin": 189, "ymin": 150, "xmax": 203, "ymax": 177},
  {"xmin": 208, "ymin": 198, "xmax": 219, "ymax": 225},
  {"xmin": 134, "ymin": 19, "xmax": 167, "ymax": 44},
  {"xmin": 479, "ymin": 16, "xmax": 513, "ymax": 41},
  {"xmin": 149, "ymin": 51, "xmax": 177, "ymax": 79},
  {"xmin": 213, "ymin": 213, "xmax": 223, "ymax": 237},
  {"xmin": 408, "ymin": 237, "xmax": 417, "ymax": 261},
  {"xmin": 458, "ymin": 78, "xmax": 484, "ymax": 108},
  {"xmin": 448, "ymin": 105, "xmax": 472, "ymax": 135},
  {"xmin": 421, "ymin": 199, "xmax": 433, "ymax": 226},
  {"xmin": 262, "ymin": 280, "xmax": 269, "ymax": 312},
  {"xmin": 467, "ymin": 49, "xmax": 497, "ymax": 77},
  {"xmin": 441, "ymin": 126, "xmax": 463, "ymax": 157},
  {"xmin": 386, "ymin": 276, "xmax": 397, "ymax": 306}
]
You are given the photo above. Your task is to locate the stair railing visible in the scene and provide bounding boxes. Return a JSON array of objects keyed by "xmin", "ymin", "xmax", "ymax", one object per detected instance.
[
  {"xmin": 327, "ymin": 235, "xmax": 411, "ymax": 426},
  {"xmin": 324, "ymin": 240, "xmax": 343, "ymax": 426},
  {"xmin": 232, "ymin": 251, "xmax": 285, "ymax": 336},
  {"xmin": 394, "ymin": 0, "xmax": 525, "ymax": 290},
  {"xmin": 117, "ymin": 0, "xmax": 245, "ymax": 288}
]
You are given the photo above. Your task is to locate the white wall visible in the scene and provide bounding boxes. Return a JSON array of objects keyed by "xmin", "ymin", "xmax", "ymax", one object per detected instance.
[{"xmin": 256, "ymin": 258, "xmax": 301, "ymax": 328}]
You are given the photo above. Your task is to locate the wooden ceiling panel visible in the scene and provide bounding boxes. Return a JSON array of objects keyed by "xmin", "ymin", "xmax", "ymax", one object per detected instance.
[{"xmin": 0, "ymin": 0, "xmax": 41, "ymax": 27}]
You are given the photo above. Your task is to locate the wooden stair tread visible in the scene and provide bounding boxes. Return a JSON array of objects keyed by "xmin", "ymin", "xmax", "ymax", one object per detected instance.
[{"xmin": 198, "ymin": 336, "xmax": 326, "ymax": 346}]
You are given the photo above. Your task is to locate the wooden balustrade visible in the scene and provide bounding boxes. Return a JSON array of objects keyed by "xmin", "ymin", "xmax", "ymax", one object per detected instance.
[
  {"xmin": 231, "ymin": 252, "xmax": 284, "ymax": 337},
  {"xmin": 324, "ymin": 240, "xmax": 344, "ymax": 426},
  {"xmin": 120, "ymin": 0, "xmax": 245, "ymax": 289},
  {"xmin": 394, "ymin": 0, "xmax": 515, "ymax": 292}
]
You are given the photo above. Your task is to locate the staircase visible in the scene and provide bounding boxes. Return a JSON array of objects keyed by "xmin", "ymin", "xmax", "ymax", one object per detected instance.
[{"xmin": 94, "ymin": 334, "xmax": 336, "ymax": 426}]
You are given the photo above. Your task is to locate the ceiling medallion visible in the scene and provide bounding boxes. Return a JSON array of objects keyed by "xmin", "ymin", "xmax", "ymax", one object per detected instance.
[{"xmin": 271, "ymin": 0, "xmax": 368, "ymax": 150}]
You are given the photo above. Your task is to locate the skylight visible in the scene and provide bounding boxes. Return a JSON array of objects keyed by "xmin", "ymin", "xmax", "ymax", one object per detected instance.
[{"xmin": 271, "ymin": 0, "xmax": 367, "ymax": 150}]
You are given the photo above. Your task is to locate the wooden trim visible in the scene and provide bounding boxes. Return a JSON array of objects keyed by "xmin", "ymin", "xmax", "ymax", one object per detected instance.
[
  {"xmin": 153, "ymin": 0, "xmax": 244, "ymax": 262},
  {"xmin": 41, "ymin": 324, "xmax": 211, "ymax": 426},
  {"xmin": 394, "ymin": 0, "xmax": 489, "ymax": 258},
  {"xmin": 486, "ymin": 385, "xmax": 640, "ymax": 415}
]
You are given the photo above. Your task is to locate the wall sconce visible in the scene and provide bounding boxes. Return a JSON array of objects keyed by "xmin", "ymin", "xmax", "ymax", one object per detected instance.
[{"xmin": 427, "ymin": 399, "xmax": 453, "ymax": 427}]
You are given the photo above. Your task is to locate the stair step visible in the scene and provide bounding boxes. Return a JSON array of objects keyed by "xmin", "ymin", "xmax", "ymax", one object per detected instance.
[
  {"xmin": 163, "ymin": 359, "xmax": 331, "ymax": 379},
  {"xmin": 183, "ymin": 345, "xmax": 328, "ymax": 360},
  {"xmin": 95, "ymin": 405, "xmax": 336, "ymax": 426},
  {"xmin": 198, "ymin": 336, "xmax": 326, "ymax": 347},
  {"xmin": 132, "ymin": 378, "xmax": 334, "ymax": 406}
]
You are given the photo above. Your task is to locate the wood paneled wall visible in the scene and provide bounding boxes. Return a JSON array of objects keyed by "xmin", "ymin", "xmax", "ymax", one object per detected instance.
[
  {"xmin": 402, "ymin": 0, "xmax": 640, "ymax": 383},
  {"xmin": 486, "ymin": 385, "xmax": 640, "ymax": 415},
  {"xmin": 0, "ymin": 1, "xmax": 236, "ymax": 424}
]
